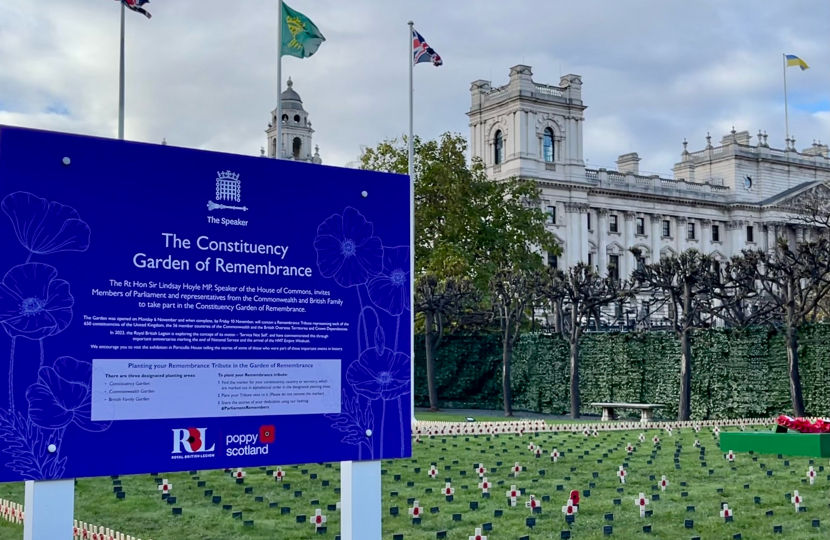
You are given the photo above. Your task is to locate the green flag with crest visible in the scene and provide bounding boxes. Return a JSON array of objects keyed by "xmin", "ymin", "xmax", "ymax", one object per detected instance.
[{"xmin": 281, "ymin": 2, "xmax": 325, "ymax": 58}]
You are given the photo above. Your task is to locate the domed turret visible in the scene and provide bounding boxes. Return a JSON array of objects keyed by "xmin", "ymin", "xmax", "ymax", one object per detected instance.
[{"xmin": 266, "ymin": 77, "xmax": 321, "ymax": 162}]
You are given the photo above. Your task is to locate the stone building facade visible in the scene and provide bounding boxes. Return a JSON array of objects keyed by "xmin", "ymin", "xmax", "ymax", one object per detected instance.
[{"xmin": 468, "ymin": 65, "xmax": 830, "ymax": 281}]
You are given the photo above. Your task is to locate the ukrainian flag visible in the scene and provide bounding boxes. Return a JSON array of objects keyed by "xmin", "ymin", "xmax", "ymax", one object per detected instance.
[{"xmin": 786, "ymin": 54, "xmax": 809, "ymax": 71}]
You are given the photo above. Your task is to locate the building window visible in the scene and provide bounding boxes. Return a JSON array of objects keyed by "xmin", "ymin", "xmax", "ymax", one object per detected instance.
[
  {"xmin": 293, "ymin": 114, "xmax": 301, "ymax": 124},
  {"xmin": 548, "ymin": 254, "xmax": 558, "ymax": 269},
  {"xmin": 494, "ymin": 130, "xmax": 504, "ymax": 165},
  {"xmin": 543, "ymin": 128, "xmax": 554, "ymax": 162},
  {"xmin": 588, "ymin": 252, "xmax": 594, "ymax": 267},
  {"xmin": 608, "ymin": 254, "xmax": 620, "ymax": 280},
  {"xmin": 292, "ymin": 137, "xmax": 302, "ymax": 159},
  {"xmin": 546, "ymin": 205, "xmax": 556, "ymax": 225},
  {"xmin": 746, "ymin": 225, "xmax": 754, "ymax": 243},
  {"xmin": 636, "ymin": 217, "xmax": 645, "ymax": 235},
  {"xmin": 687, "ymin": 222, "xmax": 696, "ymax": 240},
  {"xmin": 587, "ymin": 212, "xmax": 592, "ymax": 230},
  {"xmin": 712, "ymin": 224, "xmax": 720, "ymax": 242},
  {"xmin": 610, "ymin": 215, "xmax": 619, "ymax": 233},
  {"xmin": 662, "ymin": 220, "xmax": 671, "ymax": 238}
]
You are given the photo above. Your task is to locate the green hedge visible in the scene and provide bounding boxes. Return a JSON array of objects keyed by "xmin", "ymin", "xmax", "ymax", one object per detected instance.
[{"xmin": 414, "ymin": 325, "xmax": 830, "ymax": 419}]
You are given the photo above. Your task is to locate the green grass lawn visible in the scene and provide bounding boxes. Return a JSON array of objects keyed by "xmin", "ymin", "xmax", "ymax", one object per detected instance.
[{"xmin": 0, "ymin": 426, "xmax": 826, "ymax": 539}]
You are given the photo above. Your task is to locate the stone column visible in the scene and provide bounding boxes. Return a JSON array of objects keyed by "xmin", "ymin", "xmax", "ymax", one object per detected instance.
[
  {"xmin": 650, "ymin": 214, "xmax": 662, "ymax": 262},
  {"xmin": 564, "ymin": 203, "xmax": 580, "ymax": 267},
  {"xmin": 766, "ymin": 223, "xmax": 776, "ymax": 252},
  {"xmin": 579, "ymin": 204, "xmax": 590, "ymax": 263},
  {"xmin": 726, "ymin": 220, "xmax": 744, "ymax": 257},
  {"xmin": 597, "ymin": 208, "xmax": 608, "ymax": 275},
  {"xmin": 623, "ymin": 211, "xmax": 636, "ymax": 280},
  {"xmin": 796, "ymin": 226, "xmax": 805, "ymax": 244},
  {"xmin": 700, "ymin": 219, "xmax": 711, "ymax": 254},
  {"xmin": 677, "ymin": 216, "xmax": 688, "ymax": 254}
]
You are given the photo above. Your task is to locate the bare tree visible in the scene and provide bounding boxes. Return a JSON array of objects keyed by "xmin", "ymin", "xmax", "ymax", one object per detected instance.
[
  {"xmin": 630, "ymin": 248, "xmax": 717, "ymax": 421},
  {"xmin": 783, "ymin": 183, "xmax": 830, "ymax": 229},
  {"xmin": 414, "ymin": 273, "xmax": 479, "ymax": 411},
  {"xmin": 539, "ymin": 264, "xmax": 629, "ymax": 419},
  {"xmin": 724, "ymin": 236, "xmax": 830, "ymax": 416},
  {"xmin": 489, "ymin": 265, "xmax": 540, "ymax": 417}
]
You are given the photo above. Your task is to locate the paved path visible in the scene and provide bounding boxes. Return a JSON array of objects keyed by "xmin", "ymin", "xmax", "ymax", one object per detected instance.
[{"xmin": 415, "ymin": 407, "xmax": 602, "ymax": 422}]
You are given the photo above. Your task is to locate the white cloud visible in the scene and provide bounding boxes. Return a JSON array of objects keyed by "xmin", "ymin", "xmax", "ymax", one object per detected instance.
[{"xmin": 0, "ymin": 0, "xmax": 827, "ymax": 169}]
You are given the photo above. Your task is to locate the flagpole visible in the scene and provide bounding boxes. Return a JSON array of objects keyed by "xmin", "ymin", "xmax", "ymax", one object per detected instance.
[
  {"xmin": 118, "ymin": 2, "xmax": 126, "ymax": 140},
  {"xmin": 407, "ymin": 21, "xmax": 416, "ymax": 424},
  {"xmin": 275, "ymin": 0, "xmax": 284, "ymax": 159},
  {"xmin": 783, "ymin": 53, "xmax": 789, "ymax": 146}
]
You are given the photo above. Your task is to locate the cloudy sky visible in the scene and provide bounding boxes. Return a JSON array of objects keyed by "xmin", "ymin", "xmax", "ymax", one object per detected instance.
[{"xmin": 1, "ymin": 0, "xmax": 827, "ymax": 175}]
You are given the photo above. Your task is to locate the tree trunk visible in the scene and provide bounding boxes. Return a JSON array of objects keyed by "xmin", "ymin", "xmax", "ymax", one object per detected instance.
[
  {"xmin": 502, "ymin": 335, "xmax": 513, "ymax": 417},
  {"xmin": 678, "ymin": 329, "xmax": 692, "ymax": 421},
  {"xmin": 569, "ymin": 337, "xmax": 580, "ymax": 419},
  {"xmin": 785, "ymin": 322, "xmax": 806, "ymax": 417},
  {"xmin": 424, "ymin": 311, "xmax": 440, "ymax": 412}
]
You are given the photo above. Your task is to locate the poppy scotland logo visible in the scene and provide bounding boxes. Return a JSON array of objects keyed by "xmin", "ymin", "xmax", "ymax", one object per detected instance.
[
  {"xmin": 172, "ymin": 427, "xmax": 216, "ymax": 456},
  {"xmin": 259, "ymin": 425, "xmax": 276, "ymax": 444}
]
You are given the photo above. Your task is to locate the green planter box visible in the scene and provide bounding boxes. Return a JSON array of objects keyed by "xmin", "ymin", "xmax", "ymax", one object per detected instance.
[{"xmin": 720, "ymin": 432, "xmax": 830, "ymax": 458}]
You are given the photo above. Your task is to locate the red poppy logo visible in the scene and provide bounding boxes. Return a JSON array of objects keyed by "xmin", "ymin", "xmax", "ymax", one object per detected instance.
[
  {"xmin": 259, "ymin": 425, "xmax": 276, "ymax": 444},
  {"xmin": 187, "ymin": 427, "xmax": 203, "ymax": 452}
]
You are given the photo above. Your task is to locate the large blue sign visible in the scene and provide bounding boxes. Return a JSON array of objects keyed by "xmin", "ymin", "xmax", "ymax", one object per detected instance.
[{"xmin": 0, "ymin": 126, "xmax": 412, "ymax": 481}]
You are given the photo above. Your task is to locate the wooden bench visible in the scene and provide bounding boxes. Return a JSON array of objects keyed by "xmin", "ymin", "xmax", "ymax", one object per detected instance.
[{"xmin": 591, "ymin": 402, "xmax": 665, "ymax": 423}]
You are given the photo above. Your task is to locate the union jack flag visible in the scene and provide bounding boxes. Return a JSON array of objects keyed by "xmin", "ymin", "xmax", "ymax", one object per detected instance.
[
  {"xmin": 412, "ymin": 28, "xmax": 442, "ymax": 67},
  {"xmin": 118, "ymin": 0, "xmax": 151, "ymax": 19}
]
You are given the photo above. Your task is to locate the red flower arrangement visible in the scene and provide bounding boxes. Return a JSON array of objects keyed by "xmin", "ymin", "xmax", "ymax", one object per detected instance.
[{"xmin": 777, "ymin": 415, "xmax": 830, "ymax": 434}]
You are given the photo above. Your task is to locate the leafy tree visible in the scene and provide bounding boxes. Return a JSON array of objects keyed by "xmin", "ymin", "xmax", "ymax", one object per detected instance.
[
  {"xmin": 539, "ymin": 264, "xmax": 629, "ymax": 419},
  {"xmin": 361, "ymin": 134, "xmax": 559, "ymax": 414},
  {"xmin": 414, "ymin": 274, "xmax": 479, "ymax": 411},
  {"xmin": 723, "ymin": 237, "xmax": 830, "ymax": 416},
  {"xmin": 630, "ymin": 249, "xmax": 717, "ymax": 420},
  {"xmin": 489, "ymin": 265, "xmax": 541, "ymax": 416},
  {"xmin": 359, "ymin": 133, "xmax": 558, "ymax": 286}
]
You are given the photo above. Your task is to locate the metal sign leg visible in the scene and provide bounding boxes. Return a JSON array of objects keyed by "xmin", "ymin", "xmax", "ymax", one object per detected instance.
[
  {"xmin": 23, "ymin": 479, "xmax": 74, "ymax": 540},
  {"xmin": 340, "ymin": 460, "xmax": 381, "ymax": 540}
]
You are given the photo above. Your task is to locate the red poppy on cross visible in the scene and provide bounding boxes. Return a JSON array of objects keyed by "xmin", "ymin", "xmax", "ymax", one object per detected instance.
[
  {"xmin": 428, "ymin": 466, "xmax": 438, "ymax": 478},
  {"xmin": 313, "ymin": 509, "xmax": 327, "ymax": 528},
  {"xmin": 512, "ymin": 462, "xmax": 522, "ymax": 476},
  {"xmin": 569, "ymin": 490, "xmax": 580, "ymax": 505},
  {"xmin": 807, "ymin": 466, "xmax": 816, "ymax": 485},
  {"xmin": 158, "ymin": 479, "xmax": 172, "ymax": 493},
  {"xmin": 443, "ymin": 483, "xmax": 455, "ymax": 496},
  {"xmin": 408, "ymin": 500, "xmax": 422, "ymax": 518},
  {"xmin": 635, "ymin": 493, "xmax": 649, "ymax": 517},
  {"xmin": 660, "ymin": 475, "xmax": 669, "ymax": 491},
  {"xmin": 626, "ymin": 443, "xmax": 634, "ymax": 454},
  {"xmin": 791, "ymin": 490, "xmax": 803, "ymax": 511},
  {"xmin": 527, "ymin": 443, "xmax": 536, "ymax": 451},
  {"xmin": 468, "ymin": 527, "xmax": 487, "ymax": 540},
  {"xmin": 506, "ymin": 485, "xmax": 519, "ymax": 506},
  {"xmin": 720, "ymin": 504, "xmax": 733, "ymax": 519},
  {"xmin": 478, "ymin": 477, "xmax": 491, "ymax": 493},
  {"xmin": 535, "ymin": 447, "xmax": 543, "ymax": 458},
  {"xmin": 525, "ymin": 495, "xmax": 540, "ymax": 510},
  {"xmin": 476, "ymin": 463, "xmax": 486, "ymax": 477},
  {"xmin": 233, "ymin": 468, "xmax": 246, "ymax": 479},
  {"xmin": 726, "ymin": 450, "xmax": 735, "ymax": 462},
  {"xmin": 617, "ymin": 466, "xmax": 626, "ymax": 484},
  {"xmin": 562, "ymin": 499, "xmax": 578, "ymax": 516}
]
